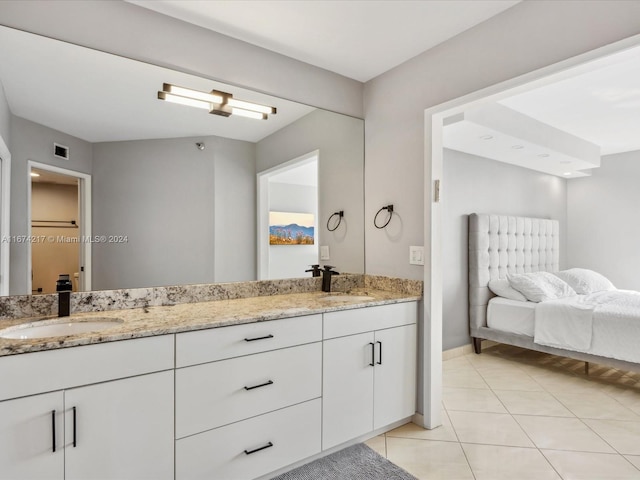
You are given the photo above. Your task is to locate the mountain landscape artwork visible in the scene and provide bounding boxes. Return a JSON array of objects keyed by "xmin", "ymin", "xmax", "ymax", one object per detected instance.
[{"xmin": 269, "ymin": 211, "xmax": 315, "ymax": 245}]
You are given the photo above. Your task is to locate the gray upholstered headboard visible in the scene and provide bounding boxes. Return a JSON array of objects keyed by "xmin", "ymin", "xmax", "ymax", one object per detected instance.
[{"xmin": 468, "ymin": 213, "xmax": 560, "ymax": 336}]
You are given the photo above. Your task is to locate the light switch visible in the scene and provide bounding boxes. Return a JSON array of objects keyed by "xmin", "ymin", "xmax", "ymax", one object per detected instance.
[
  {"xmin": 409, "ymin": 246, "xmax": 424, "ymax": 265},
  {"xmin": 320, "ymin": 245, "xmax": 330, "ymax": 260}
]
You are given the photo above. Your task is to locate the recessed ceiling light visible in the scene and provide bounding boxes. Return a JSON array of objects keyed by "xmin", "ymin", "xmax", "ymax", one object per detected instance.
[
  {"xmin": 559, "ymin": 160, "xmax": 571, "ymax": 164},
  {"xmin": 479, "ymin": 134, "xmax": 493, "ymax": 140},
  {"xmin": 537, "ymin": 153, "xmax": 550, "ymax": 158},
  {"xmin": 30, "ymin": 172, "xmax": 40, "ymax": 177},
  {"xmin": 563, "ymin": 172, "xmax": 572, "ymax": 176},
  {"xmin": 511, "ymin": 145, "xmax": 524, "ymax": 149}
]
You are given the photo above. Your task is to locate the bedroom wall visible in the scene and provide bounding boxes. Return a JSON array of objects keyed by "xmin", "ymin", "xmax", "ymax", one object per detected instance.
[
  {"xmin": 443, "ymin": 149, "xmax": 567, "ymax": 350},
  {"xmin": 567, "ymin": 150, "xmax": 640, "ymax": 291}
]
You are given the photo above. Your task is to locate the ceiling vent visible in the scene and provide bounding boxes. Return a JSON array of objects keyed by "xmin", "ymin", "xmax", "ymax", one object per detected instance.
[{"xmin": 53, "ymin": 143, "xmax": 69, "ymax": 160}]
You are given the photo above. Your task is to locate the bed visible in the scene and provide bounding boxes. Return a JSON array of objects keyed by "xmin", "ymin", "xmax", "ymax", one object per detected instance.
[{"xmin": 468, "ymin": 213, "xmax": 640, "ymax": 372}]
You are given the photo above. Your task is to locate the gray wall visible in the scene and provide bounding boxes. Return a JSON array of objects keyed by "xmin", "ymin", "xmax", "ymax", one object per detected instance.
[
  {"xmin": 0, "ymin": 1, "xmax": 363, "ymax": 118},
  {"xmin": 567, "ymin": 151, "xmax": 640, "ymax": 291},
  {"xmin": 257, "ymin": 109, "xmax": 364, "ymax": 275},
  {"xmin": 364, "ymin": 0, "xmax": 640, "ymax": 281},
  {"xmin": 443, "ymin": 149, "xmax": 567, "ymax": 350},
  {"xmin": 269, "ymin": 182, "xmax": 318, "ymax": 279},
  {"xmin": 92, "ymin": 135, "xmax": 255, "ymax": 290},
  {"xmin": 9, "ymin": 115, "xmax": 92, "ymax": 294}
]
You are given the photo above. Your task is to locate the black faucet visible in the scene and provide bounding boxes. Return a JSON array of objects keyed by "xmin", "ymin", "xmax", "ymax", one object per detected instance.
[
  {"xmin": 56, "ymin": 274, "xmax": 72, "ymax": 317},
  {"xmin": 305, "ymin": 264, "xmax": 322, "ymax": 277},
  {"xmin": 321, "ymin": 265, "xmax": 339, "ymax": 292}
]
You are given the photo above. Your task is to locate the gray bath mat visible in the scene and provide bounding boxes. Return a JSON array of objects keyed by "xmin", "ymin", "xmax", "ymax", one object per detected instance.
[{"xmin": 270, "ymin": 443, "xmax": 417, "ymax": 480}]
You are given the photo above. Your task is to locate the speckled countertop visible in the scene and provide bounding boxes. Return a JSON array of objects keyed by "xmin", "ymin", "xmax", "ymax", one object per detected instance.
[{"xmin": 0, "ymin": 289, "xmax": 420, "ymax": 357}]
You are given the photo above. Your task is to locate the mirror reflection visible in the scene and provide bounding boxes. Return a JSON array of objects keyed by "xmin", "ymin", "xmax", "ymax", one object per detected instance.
[{"xmin": 0, "ymin": 26, "xmax": 364, "ymax": 296}]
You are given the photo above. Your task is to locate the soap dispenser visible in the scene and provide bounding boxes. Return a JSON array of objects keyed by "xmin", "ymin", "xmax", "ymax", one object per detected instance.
[{"xmin": 56, "ymin": 273, "xmax": 73, "ymax": 317}]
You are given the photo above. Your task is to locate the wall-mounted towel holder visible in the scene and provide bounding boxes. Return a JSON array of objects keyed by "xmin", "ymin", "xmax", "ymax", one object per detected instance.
[
  {"xmin": 374, "ymin": 204, "xmax": 394, "ymax": 229},
  {"xmin": 326, "ymin": 210, "xmax": 344, "ymax": 231}
]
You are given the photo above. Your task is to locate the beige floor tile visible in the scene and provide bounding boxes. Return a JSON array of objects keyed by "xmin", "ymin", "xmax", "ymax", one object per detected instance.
[
  {"xmin": 625, "ymin": 455, "xmax": 640, "ymax": 470},
  {"xmin": 514, "ymin": 415, "xmax": 615, "ymax": 453},
  {"xmin": 386, "ymin": 437, "xmax": 474, "ymax": 480},
  {"xmin": 364, "ymin": 434, "xmax": 386, "ymax": 457},
  {"xmin": 542, "ymin": 450, "xmax": 640, "ymax": 480},
  {"xmin": 443, "ymin": 356, "xmax": 473, "ymax": 371},
  {"xmin": 554, "ymin": 391, "xmax": 640, "ymax": 421},
  {"xmin": 448, "ymin": 411, "xmax": 534, "ymax": 447},
  {"xmin": 462, "ymin": 443, "xmax": 560, "ymax": 480},
  {"xmin": 494, "ymin": 390, "xmax": 574, "ymax": 417},
  {"xmin": 601, "ymin": 385, "xmax": 640, "ymax": 416},
  {"xmin": 387, "ymin": 412, "xmax": 458, "ymax": 442},
  {"xmin": 478, "ymin": 369, "xmax": 545, "ymax": 391},
  {"xmin": 443, "ymin": 387, "xmax": 507, "ymax": 413},
  {"xmin": 583, "ymin": 419, "xmax": 640, "ymax": 455},
  {"xmin": 444, "ymin": 367, "xmax": 490, "ymax": 389},
  {"xmin": 529, "ymin": 371, "xmax": 603, "ymax": 394}
]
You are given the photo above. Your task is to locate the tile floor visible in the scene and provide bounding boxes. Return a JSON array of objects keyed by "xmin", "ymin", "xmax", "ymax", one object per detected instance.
[{"xmin": 365, "ymin": 344, "xmax": 640, "ymax": 479}]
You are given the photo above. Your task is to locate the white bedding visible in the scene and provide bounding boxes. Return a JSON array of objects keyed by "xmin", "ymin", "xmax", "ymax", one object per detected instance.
[
  {"xmin": 487, "ymin": 297, "xmax": 536, "ymax": 336},
  {"xmin": 534, "ymin": 290, "xmax": 640, "ymax": 364}
]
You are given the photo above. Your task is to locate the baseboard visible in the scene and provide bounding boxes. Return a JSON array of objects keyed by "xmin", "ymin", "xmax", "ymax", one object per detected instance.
[{"xmin": 442, "ymin": 343, "xmax": 474, "ymax": 360}]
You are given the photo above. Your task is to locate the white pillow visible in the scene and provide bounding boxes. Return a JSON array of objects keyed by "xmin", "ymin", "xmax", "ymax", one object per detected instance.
[
  {"xmin": 488, "ymin": 278, "xmax": 528, "ymax": 302},
  {"xmin": 507, "ymin": 271, "xmax": 576, "ymax": 303},
  {"xmin": 554, "ymin": 268, "xmax": 615, "ymax": 294}
]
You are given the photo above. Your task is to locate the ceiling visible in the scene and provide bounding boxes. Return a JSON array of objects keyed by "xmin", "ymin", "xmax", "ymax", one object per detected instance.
[{"xmin": 127, "ymin": 0, "xmax": 520, "ymax": 82}]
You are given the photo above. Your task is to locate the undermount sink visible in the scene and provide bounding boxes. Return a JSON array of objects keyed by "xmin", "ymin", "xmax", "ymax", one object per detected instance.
[
  {"xmin": 0, "ymin": 317, "xmax": 124, "ymax": 340},
  {"xmin": 319, "ymin": 294, "xmax": 375, "ymax": 302}
]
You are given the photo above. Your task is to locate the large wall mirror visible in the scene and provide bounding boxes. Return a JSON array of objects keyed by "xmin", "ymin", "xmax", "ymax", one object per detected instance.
[{"xmin": 0, "ymin": 26, "xmax": 364, "ymax": 296}]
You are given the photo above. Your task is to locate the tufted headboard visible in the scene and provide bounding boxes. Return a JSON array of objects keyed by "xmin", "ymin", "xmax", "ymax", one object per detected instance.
[{"xmin": 468, "ymin": 213, "xmax": 560, "ymax": 336}]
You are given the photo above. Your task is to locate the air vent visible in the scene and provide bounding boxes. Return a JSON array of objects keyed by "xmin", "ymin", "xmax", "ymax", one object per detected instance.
[{"xmin": 54, "ymin": 143, "xmax": 69, "ymax": 160}]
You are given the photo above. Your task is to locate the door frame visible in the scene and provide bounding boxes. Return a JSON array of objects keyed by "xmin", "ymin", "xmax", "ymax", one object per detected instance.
[
  {"xmin": 0, "ymin": 136, "xmax": 10, "ymax": 296},
  {"xmin": 27, "ymin": 161, "xmax": 92, "ymax": 293}
]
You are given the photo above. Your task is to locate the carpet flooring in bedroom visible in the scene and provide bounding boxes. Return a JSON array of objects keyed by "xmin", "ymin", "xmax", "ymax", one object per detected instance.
[{"xmin": 269, "ymin": 443, "xmax": 417, "ymax": 480}]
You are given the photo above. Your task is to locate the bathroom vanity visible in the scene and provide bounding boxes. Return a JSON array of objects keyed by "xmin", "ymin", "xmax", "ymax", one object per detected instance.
[{"xmin": 0, "ymin": 288, "xmax": 419, "ymax": 480}]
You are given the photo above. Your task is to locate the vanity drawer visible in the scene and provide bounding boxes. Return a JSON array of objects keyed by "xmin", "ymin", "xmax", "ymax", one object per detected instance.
[
  {"xmin": 176, "ymin": 398, "xmax": 321, "ymax": 480},
  {"xmin": 323, "ymin": 301, "xmax": 417, "ymax": 339},
  {"xmin": 176, "ymin": 342, "xmax": 321, "ymax": 438},
  {"xmin": 175, "ymin": 314, "xmax": 322, "ymax": 367}
]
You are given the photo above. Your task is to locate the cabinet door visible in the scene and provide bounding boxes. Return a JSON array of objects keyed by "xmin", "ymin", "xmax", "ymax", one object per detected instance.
[
  {"xmin": 0, "ymin": 391, "xmax": 64, "ymax": 479},
  {"xmin": 373, "ymin": 324, "xmax": 417, "ymax": 429},
  {"xmin": 322, "ymin": 332, "xmax": 375, "ymax": 450},
  {"xmin": 64, "ymin": 370, "xmax": 174, "ymax": 480}
]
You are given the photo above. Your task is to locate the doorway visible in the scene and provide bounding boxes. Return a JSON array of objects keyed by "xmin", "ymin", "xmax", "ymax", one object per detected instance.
[
  {"xmin": 27, "ymin": 161, "xmax": 91, "ymax": 293},
  {"xmin": 257, "ymin": 151, "xmax": 319, "ymax": 280}
]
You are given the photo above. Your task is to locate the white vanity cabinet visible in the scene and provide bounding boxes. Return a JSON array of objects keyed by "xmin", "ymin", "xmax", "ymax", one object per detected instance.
[
  {"xmin": 175, "ymin": 314, "xmax": 323, "ymax": 480},
  {"xmin": 322, "ymin": 302, "xmax": 417, "ymax": 450},
  {"xmin": 0, "ymin": 335, "xmax": 174, "ymax": 480}
]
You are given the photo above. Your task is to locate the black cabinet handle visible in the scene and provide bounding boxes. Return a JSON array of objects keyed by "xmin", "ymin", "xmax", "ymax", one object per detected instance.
[
  {"xmin": 369, "ymin": 342, "xmax": 375, "ymax": 366},
  {"xmin": 244, "ymin": 441, "xmax": 274, "ymax": 455},
  {"xmin": 51, "ymin": 410, "xmax": 56, "ymax": 453},
  {"xmin": 72, "ymin": 406, "xmax": 77, "ymax": 448},
  {"xmin": 244, "ymin": 380, "xmax": 274, "ymax": 391},
  {"xmin": 376, "ymin": 341, "xmax": 383, "ymax": 365},
  {"xmin": 244, "ymin": 334, "xmax": 274, "ymax": 342}
]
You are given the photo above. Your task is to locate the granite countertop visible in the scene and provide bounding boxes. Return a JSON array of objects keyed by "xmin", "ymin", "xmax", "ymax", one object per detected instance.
[{"xmin": 0, "ymin": 289, "xmax": 420, "ymax": 357}]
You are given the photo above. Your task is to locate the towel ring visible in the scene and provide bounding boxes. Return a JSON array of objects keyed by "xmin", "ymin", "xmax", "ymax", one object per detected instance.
[
  {"xmin": 327, "ymin": 211, "xmax": 344, "ymax": 232},
  {"xmin": 374, "ymin": 204, "xmax": 394, "ymax": 229}
]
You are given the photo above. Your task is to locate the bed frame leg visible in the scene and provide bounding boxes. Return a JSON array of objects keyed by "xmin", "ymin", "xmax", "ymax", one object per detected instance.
[
  {"xmin": 585, "ymin": 362, "xmax": 590, "ymax": 375},
  {"xmin": 472, "ymin": 337, "xmax": 482, "ymax": 354}
]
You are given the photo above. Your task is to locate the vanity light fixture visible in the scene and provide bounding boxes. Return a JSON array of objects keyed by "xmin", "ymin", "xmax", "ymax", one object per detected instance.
[
  {"xmin": 30, "ymin": 171, "xmax": 40, "ymax": 177},
  {"xmin": 158, "ymin": 83, "xmax": 277, "ymax": 120}
]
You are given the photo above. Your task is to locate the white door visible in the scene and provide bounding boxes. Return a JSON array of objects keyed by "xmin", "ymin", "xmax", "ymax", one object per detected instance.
[
  {"xmin": 0, "ymin": 391, "xmax": 64, "ymax": 479},
  {"xmin": 322, "ymin": 332, "xmax": 375, "ymax": 450},
  {"xmin": 373, "ymin": 324, "xmax": 417, "ymax": 429},
  {"xmin": 64, "ymin": 371, "xmax": 174, "ymax": 480}
]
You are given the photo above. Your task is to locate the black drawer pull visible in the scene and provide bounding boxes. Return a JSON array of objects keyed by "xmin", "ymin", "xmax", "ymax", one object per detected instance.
[
  {"xmin": 244, "ymin": 441, "xmax": 274, "ymax": 455},
  {"xmin": 72, "ymin": 406, "xmax": 77, "ymax": 448},
  {"xmin": 244, "ymin": 334, "xmax": 274, "ymax": 342},
  {"xmin": 376, "ymin": 341, "xmax": 383, "ymax": 365},
  {"xmin": 369, "ymin": 342, "xmax": 375, "ymax": 367},
  {"xmin": 51, "ymin": 410, "xmax": 56, "ymax": 453},
  {"xmin": 244, "ymin": 380, "xmax": 274, "ymax": 391}
]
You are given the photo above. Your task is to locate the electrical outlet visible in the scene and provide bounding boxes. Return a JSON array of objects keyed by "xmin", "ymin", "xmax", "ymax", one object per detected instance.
[
  {"xmin": 409, "ymin": 246, "xmax": 424, "ymax": 265},
  {"xmin": 320, "ymin": 245, "xmax": 330, "ymax": 260}
]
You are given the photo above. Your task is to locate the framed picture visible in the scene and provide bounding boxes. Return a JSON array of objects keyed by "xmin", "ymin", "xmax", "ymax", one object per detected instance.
[{"xmin": 269, "ymin": 211, "xmax": 315, "ymax": 245}]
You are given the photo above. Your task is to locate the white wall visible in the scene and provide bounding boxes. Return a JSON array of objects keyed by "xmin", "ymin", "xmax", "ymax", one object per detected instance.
[
  {"xmin": 443, "ymin": 149, "xmax": 567, "ymax": 350},
  {"xmin": 0, "ymin": 1, "xmax": 363, "ymax": 118},
  {"xmin": 0, "ymin": 82, "xmax": 9, "ymax": 148},
  {"xmin": 92, "ymin": 135, "xmax": 255, "ymax": 290},
  {"xmin": 257, "ymin": 110, "xmax": 364, "ymax": 275},
  {"xmin": 9, "ymin": 115, "xmax": 92, "ymax": 294},
  {"xmin": 268, "ymin": 182, "xmax": 318, "ymax": 279},
  {"xmin": 364, "ymin": 0, "xmax": 640, "ymax": 281},
  {"xmin": 567, "ymin": 151, "xmax": 640, "ymax": 290}
]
